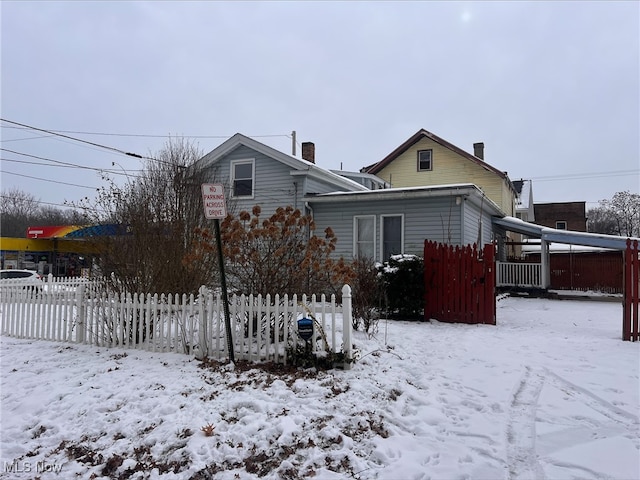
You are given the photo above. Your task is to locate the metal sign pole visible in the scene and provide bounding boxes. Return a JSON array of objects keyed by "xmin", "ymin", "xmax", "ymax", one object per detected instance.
[
  {"xmin": 201, "ymin": 183, "xmax": 234, "ymax": 363},
  {"xmin": 214, "ymin": 217, "xmax": 234, "ymax": 363}
]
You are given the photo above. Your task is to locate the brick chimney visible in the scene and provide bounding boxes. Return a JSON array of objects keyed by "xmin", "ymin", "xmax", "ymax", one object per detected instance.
[
  {"xmin": 302, "ymin": 142, "xmax": 315, "ymax": 164},
  {"xmin": 473, "ymin": 142, "xmax": 484, "ymax": 160}
]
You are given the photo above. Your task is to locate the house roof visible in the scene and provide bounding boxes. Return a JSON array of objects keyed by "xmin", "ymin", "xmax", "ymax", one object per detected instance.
[
  {"xmin": 192, "ymin": 133, "xmax": 368, "ymax": 192},
  {"xmin": 307, "ymin": 183, "xmax": 505, "ymax": 217},
  {"xmin": 363, "ymin": 128, "xmax": 515, "ymax": 191}
]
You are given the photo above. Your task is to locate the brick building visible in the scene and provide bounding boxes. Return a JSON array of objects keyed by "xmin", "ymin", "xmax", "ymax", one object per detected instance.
[{"xmin": 533, "ymin": 201, "xmax": 587, "ymax": 231}]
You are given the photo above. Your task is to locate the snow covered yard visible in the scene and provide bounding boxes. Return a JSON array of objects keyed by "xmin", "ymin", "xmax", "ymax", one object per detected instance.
[{"xmin": 1, "ymin": 296, "xmax": 638, "ymax": 480}]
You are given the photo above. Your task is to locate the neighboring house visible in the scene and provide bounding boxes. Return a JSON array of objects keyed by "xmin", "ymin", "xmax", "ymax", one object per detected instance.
[
  {"xmin": 512, "ymin": 179, "xmax": 535, "ymax": 223},
  {"xmin": 189, "ymin": 134, "xmax": 368, "ymax": 218},
  {"xmin": 190, "ymin": 134, "xmax": 504, "ymax": 263},
  {"xmin": 508, "ymin": 179, "xmax": 535, "ymax": 259},
  {"xmin": 362, "ymin": 128, "xmax": 517, "ymax": 217},
  {"xmin": 534, "ymin": 202, "xmax": 587, "ymax": 231},
  {"xmin": 329, "ymin": 170, "xmax": 390, "ymax": 190}
]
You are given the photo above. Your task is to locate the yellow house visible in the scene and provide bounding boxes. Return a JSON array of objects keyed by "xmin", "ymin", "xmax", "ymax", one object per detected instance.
[{"xmin": 363, "ymin": 129, "xmax": 517, "ymax": 217}]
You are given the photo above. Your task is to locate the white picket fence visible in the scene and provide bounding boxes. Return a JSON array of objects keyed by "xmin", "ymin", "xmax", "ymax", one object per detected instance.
[{"xmin": 0, "ymin": 281, "xmax": 354, "ymax": 367}]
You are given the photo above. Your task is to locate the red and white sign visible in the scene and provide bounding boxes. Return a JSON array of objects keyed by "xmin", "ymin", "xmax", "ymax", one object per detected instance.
[{"xmin": 201, "ymin": 184, "xmax": 227, "ymax": 220}]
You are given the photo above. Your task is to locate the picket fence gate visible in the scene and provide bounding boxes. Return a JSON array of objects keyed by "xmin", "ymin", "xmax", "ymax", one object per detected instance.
[{"xmin": 0, "ymin": 282, "xmax": 354, "ymax": 366}]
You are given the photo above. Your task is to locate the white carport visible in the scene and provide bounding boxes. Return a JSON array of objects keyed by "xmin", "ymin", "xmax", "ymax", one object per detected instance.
[{"xmin": 492, "ymin": 216, "xmax": 634, "ymax": 289}]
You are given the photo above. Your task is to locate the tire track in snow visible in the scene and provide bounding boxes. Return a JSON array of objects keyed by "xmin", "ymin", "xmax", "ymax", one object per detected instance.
[
  {"xmin": 507, "ymin": 367, "xmax": 640, "ymax": 480},
  {"xmin": 537, "ymin": 368, "xmax": 640, "ymax": 478},
  {"xmin": 506, "ymin": 366, "xmax": 546, "ymax": 480},
  {"xmin": 543, "ymin": 368, "xmax": 639, "ymax": 427}
]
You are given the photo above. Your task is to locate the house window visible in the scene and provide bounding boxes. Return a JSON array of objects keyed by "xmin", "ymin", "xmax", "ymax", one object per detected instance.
[
  {"xmin": 417, "ymin": 149, "xmax": 432, "ymax": 171},
  {"xmin": 354, "ymin": 216, "xmax": 375, "ymax": 260},
  {"xmin": 556, "ymin": 221, "xmax": 567, "ymax": 230},
  {"xmin": 381, "ymin": 215, "xmax": 403, "ymax": 261},
  {"xmin": 231, "ymin": 159, "xmax": 254, "ymax": 198}
]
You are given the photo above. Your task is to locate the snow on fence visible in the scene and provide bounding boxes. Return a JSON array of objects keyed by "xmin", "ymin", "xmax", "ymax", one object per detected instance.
[{"xmin": 0, "ymin": 283, "xmax": 354, "ymax": 366}]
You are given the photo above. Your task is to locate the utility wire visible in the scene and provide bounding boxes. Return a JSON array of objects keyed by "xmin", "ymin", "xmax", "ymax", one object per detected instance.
[
  {"xmin": 0, "ymin": 119, "xmax": 176, "ymax": 167},
  {"xmin": 1, "ymin": 124, "xmax": 292, "ymax": 140},
  {"xmin": 530, "ymin": 170, "xmax": 639, "ymax": 182},
  {"xmin": 0, "ymin": 118, "xmax": 145, "ymax": 159},
  {"xmin": 1, "ymin": 148, "xmax": 141, "ymax": 173},
  {"xmin": 0, "ymin": 194, "xmax": 108, "ymax": 215},
  {"xmin": 2, "ymin": 170, "xmax": 100, "ymax": 190},
  {"xmin": 1, "ymin": 158, "xmax": 143, "ymax": 179}
]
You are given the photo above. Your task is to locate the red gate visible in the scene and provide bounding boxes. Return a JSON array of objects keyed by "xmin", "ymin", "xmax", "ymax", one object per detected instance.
[
  {"xmin": 623, "ymin": 239, "xmax": 639, "ymax": 341},
  {"xmin": 424, "ymin": 240, "xmax": 496, "ymax": 325}
]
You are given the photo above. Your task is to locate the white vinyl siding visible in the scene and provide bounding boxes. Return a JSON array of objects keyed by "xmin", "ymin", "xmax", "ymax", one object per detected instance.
[
  {"xmin": 354, "ymin": 215, "xmax": 376, "ymax": 260},
  {"xmin": 381, "ymin": 214, "xmax": 404, "ymax": 261}
]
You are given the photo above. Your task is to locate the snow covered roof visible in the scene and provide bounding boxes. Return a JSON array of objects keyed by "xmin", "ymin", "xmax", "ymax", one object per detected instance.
[{"xmin": 493, "ymin": 216, "xmax": 638, "ymax": 251}]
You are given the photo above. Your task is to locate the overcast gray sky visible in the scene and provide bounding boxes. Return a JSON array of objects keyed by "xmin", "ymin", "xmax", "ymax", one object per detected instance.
[{"xmin": 1, "ymin": 1, "xmax": 638, "ymax": 215}]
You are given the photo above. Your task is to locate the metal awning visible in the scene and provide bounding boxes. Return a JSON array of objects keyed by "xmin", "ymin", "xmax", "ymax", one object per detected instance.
[{"xmin": 493, "ymin": 216, "xmax": 637, "ymax": 251}]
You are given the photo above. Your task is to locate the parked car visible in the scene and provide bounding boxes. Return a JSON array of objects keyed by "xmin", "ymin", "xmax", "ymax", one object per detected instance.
[{"xmin": 0, "ymin": 269, "xmax": 44, "ymax": 292}]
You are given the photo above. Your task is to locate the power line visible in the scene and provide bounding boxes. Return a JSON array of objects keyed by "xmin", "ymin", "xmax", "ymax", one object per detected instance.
[
  {"xmin": 1, "ymin": 148, "xmax": 144, "ymax": 178},
  {"xmin": 529, "ymin": 169, "xmax": 639, "ymax": 182},
  {"xmin": 0, "ymin": 118, "xmax": 147, "ymax": 159},
  {"xmin": 2, "ymin": 170, "xmax": 100, "ymax": 189},
  {"xmin": 0, "ymin": 194, "xmax": 107, "ymax": 214},
  {"xmin": 1, "ymin": 124, "xmax": 292, "ymax": 140},
  {"xmin": 1, "ymin": 134, "xmax": 52, "ymax": 142},
  {"xmin": 1, "ymin": 158, "xmax": 143, "ymax": 179},
  {"xmin": 2, "ymin": 147, "xmax": 128, "ymax": 172}
]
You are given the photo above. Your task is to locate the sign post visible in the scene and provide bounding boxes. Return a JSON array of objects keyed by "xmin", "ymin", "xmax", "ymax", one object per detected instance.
[{"xmin": 201, "ymin": 184, "xmax": 234, "ymax": 363}]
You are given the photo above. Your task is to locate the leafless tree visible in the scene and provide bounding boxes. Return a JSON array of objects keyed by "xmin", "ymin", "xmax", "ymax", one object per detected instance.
[
  {"xmin": 588, "ymin": 190, "xmax": 640, "ymax": 237},
  {"xmin": 587, "ymin": 206, "xmax": 619, "ymax": 235},
  {"xmin": 0, "ymin": 188, "xmax": 84, "ymax": 237},
  {"xmin": 76, "ymin": 138, "xmax": 218, "ymax": 294},
  {"xmin": 0, "ymin": 187, "xmax": 39, "ymax": 217}
]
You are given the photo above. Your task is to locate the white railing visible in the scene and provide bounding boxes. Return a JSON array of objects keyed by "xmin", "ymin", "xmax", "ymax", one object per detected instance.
[
  {"xmin": 496, "ymin": 262, "xmax": 543, "ymax": 288},
  {"xmin": 0, "ymin": 284, "xmax": 354, "ymax": 367}
]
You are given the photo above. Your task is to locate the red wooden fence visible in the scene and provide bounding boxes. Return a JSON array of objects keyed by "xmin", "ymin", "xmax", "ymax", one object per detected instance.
[
  {"xmin": 424, "ymin": 241, "xmax": 496, "ymax": 325},
  {"xmin": 623, "ymin": 239, "xmax": 639, "ymax": 341}
]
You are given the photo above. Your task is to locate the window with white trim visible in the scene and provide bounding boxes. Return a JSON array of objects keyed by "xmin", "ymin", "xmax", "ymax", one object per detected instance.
[
  {"xmin": 417, "ymin": 149, "xmax": 432, "ymax": 171},
  {"xmin": 556, "ymin": 221, "xmax": 567, "ymax": 230},
  {"xmin": 354, "ymin": 215, "xmax": 375, "ymax": 260},
  {"xmin": 381, "ymin": 214, "xmax": 403, "ymax": 261},
  {"xmin": 231, "ymin": 159, "xmax": 255, "ymax": 198}
]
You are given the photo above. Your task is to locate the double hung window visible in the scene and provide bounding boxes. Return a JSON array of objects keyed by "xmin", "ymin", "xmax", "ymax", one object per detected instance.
[
  {"xmin": 381, "ymin": 215, "xmax": 403, "ymax": 261},
  {"xmin": 354, "ymin": 216, "xmax": 375, "ymax": 260},
  {"xmin": 417, "ymin": 149, "xmax": 432, "ymax": 171},
  {"xmin": 231, "ymin": 159, "xmax": 254, "ymax": 198}
]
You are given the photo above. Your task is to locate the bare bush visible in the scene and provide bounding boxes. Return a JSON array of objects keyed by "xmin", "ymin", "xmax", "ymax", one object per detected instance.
[{"xmin": 188, "ymin": 205, "xmax": 355, "ymax": 297}]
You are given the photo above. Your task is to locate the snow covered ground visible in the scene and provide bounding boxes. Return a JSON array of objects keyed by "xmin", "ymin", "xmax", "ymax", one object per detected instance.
[{"xmin": 1, "ymin": 296, "xmax": 638, "ymax": 479}]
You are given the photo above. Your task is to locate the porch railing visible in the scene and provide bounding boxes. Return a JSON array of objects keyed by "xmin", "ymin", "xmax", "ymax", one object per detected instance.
[{"xmin": 496, "ymin": 262, "xmax": 543, "ymax": 289}]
